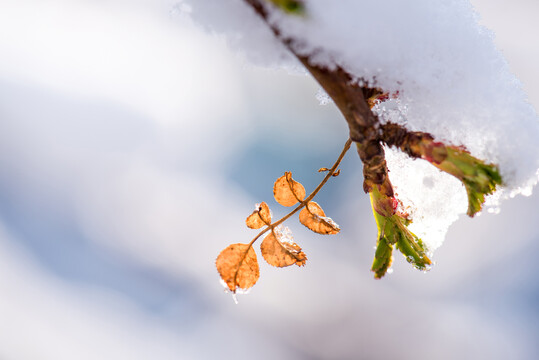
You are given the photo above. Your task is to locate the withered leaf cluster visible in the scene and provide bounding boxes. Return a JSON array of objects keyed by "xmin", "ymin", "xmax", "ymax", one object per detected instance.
[{"xmin": 216, "ymin": 171, "xmax": 340, "ymax": 294}]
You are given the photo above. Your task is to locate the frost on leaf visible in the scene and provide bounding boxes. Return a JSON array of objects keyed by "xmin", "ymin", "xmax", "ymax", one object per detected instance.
[
  {"xmin": 299, "ymin": 201, "xmax": 340, "ymax": 235},
  {"xmin": 273, "ymin": 171, "xmax": 306, "ymax": 207},
  {"xmin": 260, "ymin": 229, "xmax": 307, "ymax": 267},
  {"xmin": 216, "ymin": 243, "xmax": 260, "ymax": 293},
  {"xmin": 246, "ymin": 202, "xmax": 272, "ymax": 229}
]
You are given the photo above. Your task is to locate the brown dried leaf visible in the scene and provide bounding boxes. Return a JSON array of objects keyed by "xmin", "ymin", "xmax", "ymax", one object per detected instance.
[
  {"xmin": 245, "ymin": 202, "xmax": 272, "ymax": 229},
  {"xmin": 216, "ymin": 243, "xmax": 260, "ymax": 293},
  {"xmin": 260, "ymin": 229, "xmax": 307, "ymax": 267},
  {"xmin": 273, "ymin": 171, "xmax": 306, "ymax": 207},
  {"xmin": 299, "ymin": 201, "xmax": 340, "ymax": 235}
]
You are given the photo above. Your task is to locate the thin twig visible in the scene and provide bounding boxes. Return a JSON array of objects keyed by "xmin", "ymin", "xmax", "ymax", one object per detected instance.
[
  {"xmin": 248, "ymin": 138, "xmax": 352, "ymax": 246},
  {"xmin": 232, "ymin": 139, "xmax": 351, "ymax": 292}
]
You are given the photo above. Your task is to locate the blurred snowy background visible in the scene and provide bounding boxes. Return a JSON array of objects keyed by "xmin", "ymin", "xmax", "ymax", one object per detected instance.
[{"xmin": 0, "ymin": 0, "xmax": 538, "ymax": 359}]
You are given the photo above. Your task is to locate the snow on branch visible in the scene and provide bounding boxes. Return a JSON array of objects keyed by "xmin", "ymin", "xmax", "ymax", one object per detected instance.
[{"xmin": 184, "ymin": 0, "xmax": 539, "ymax": 280}]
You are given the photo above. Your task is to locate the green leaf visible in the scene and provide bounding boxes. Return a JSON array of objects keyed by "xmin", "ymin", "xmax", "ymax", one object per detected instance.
[
  {"xmin": 370, "ymin": 188, "xmax": 432, "ymax": 278},
  {"xmin": 433, "ymin": 147, "xmax": 502, "ymax": 217},
  {"xmin": 267, "ymin": 0, "xmax": 305, "ymax": 14},
  {"xmin": 371, "ymin": 236, "xmax": 394, "ymax": 279}
]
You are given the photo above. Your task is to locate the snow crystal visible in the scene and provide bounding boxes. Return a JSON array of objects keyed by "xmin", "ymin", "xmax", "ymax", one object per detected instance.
[
  {"xmin": 183, "ymin": 0, "xmax": 539, "ymax": 250},
  {"xmin": 313, "ymin": 214, "xmax": 340, "ymax": 231},
  {"xmin": 372, "ymin": 98, "xmax": 409, "ymax": 127},
  {"xmin": 316, "ymin": 88, "xmax": 332, "ymax": 105},
  {"xmin": 220, "ymin": 279, "xmax": 249, "ymax": 304},
  {"xmin": 220, "ymin": 279, "xmax": 231, "ymax": 293},
  {"xmin": 235, "ymin": 287, "xmax": 252, "ymax": 295},
  {"xmin": 385, "ymin": 146, "xmax": 468, "ymax": 251},
  {"xmin": 321, "ymin": 216, "xmax": 340, "ymax": 230},
  {"xmin": 274, "ymin": 225, "xmax": 294, "ymax": 244}
]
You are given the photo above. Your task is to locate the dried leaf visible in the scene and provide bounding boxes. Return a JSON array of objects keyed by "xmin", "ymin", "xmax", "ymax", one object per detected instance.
[
  {"xmin": 216, "ymin": 243, "xmax": 260, "ymax": 293},
  {"xmin": 246, "ymin": 202, "xmax": 272, "ymax": 229},
  {"xmin": 260, "ymin": 229, "xmax": 307, "ymax": 267},
  {"xmin": 299, "ymin": 201, "xmax": 340, "ymax": 235},
  {"xmin": 273, "ymin": 171, "xmax": 306, "ymax": 207}
]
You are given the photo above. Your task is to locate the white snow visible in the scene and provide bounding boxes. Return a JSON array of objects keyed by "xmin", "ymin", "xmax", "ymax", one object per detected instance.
[
  {"xmin": 274, "ymin": 225, "xmax": 295, "ymax": 245},
  {"xmin": 385, "ymin": 146, "xmax": 468, "ymax": 251},
  {"xmin": 315, "ymin": 87, "xmax": 332, "ymax": 105},
  {"xmin": 184, "ymin": 0, "xmax": 539, "ymax": 251}
]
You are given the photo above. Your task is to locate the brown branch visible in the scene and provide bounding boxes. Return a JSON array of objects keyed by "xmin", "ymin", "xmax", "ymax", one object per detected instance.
[
  {"xmin": 380, "ymin": 123, "xmax": 442, "ymax": 161},
  {"xmin": 243, "ymin": 0, "xmax": 393, "ymax": 195}
]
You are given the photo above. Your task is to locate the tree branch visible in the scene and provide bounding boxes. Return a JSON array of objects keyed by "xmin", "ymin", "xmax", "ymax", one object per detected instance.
[
  {"xmin": 243, "ymin": 0, "xmax": 389, "ymax": 194},
  {"xmin": 241, "ymin": 0, "xmax": 502, "ymax": 277}
]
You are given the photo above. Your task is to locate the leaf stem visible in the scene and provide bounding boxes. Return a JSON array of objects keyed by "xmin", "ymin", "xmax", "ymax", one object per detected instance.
[{"xmin": 248, "ymin": 138, "xmax": 352, "ymax": 247}]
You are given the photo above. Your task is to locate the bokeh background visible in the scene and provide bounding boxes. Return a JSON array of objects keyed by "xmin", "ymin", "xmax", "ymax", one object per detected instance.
[{"xmin": 1, "ymin": 0, "xmax": 538, "ymax": 359}]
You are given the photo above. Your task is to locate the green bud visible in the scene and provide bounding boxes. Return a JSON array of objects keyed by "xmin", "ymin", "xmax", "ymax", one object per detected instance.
[
  {"xmin": 267, "ymin": 0, "xmax": 305, "ymax": 15},
  {"xmin": 370, "ymin": 187, "xmax": 432, "ymax": 278}
]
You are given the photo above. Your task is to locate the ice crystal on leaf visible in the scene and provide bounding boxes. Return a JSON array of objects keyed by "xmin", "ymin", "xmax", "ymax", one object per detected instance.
[
  {"xmin": 261, "ymin": 229, "xmax": 307, "ymax": 267},
  {"xmin": 299, "ymin": 201, "xmax": 340, "ymax": 235}
]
